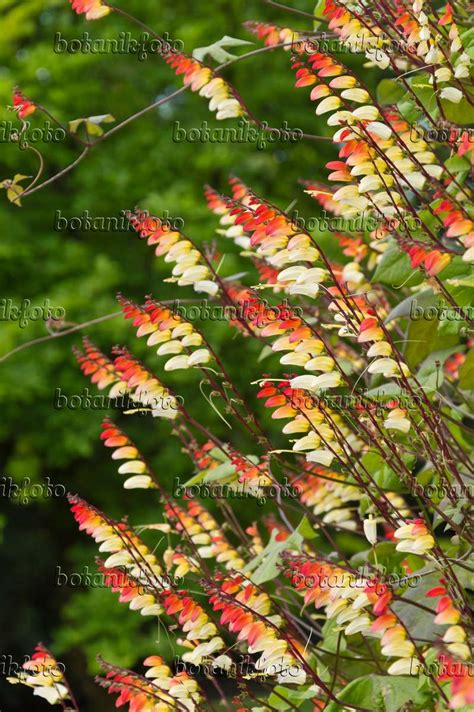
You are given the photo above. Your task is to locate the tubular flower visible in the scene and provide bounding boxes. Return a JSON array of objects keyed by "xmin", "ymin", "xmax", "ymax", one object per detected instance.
[
  {"xmin": 457, "ymin": 131, "xmax": 474, "ymax": 167},
  {"xmin": 69, "ymin": 0, "xmax": 111, "ymax": 20},
  {"xmin": 427, "ymin": 580, "xmax": 470, "ymax": 659},
  {"xmin": 74, "ymin": 339, "xmax": 180, "ymax": 419},
  {"xmin": 164, "ymin": 500, "xmax": 246, "ymax": 571},
  {"xmin": 447, "ymin": 669, "xmax": 474, "ymax": 710},
  {"xmin": 12, "ymin": 88, "xmax": 36, "ymax": 119},
  {"xmin": 357, "ymin": 309, "xmax": 410, "ymax": 379},
  {"xmin": 7, "ymin": 644, "xmax": 70, "ymax": 706},
  {"xmin": 225, "ymin": 193, "xmax": 324, "ymax": 289},
  {"xmin": 365, "ymin": 578, "xmax": 422, "ymax": 676},
  {"xmin": 404, "ymin": 243, "xmax": 452, "ymax": 275},
  {"xmin": 164, "ymin": 51, "xmax": 245, "ymax": 120},
  {"xmin": 335, "ymin": 233, "xmax": 368, "ymax": 262},
  {"xmin": 246, "ymin": 523, "xmax": 265, "ymax": 555},
  {"xmin": 255, "ymin": 260, "xmax": 282, "ymax": 291},
  {"xmin": 425, "ymin": 582, "xmax": 473, "ymax": 706},
  {"xmin": 244, "ymin": 21, "xmax": 299, "ymax": 50},
  {"xmin": 394, "ymin": 1, "xmax": 471, "ymax": 92},
  {"xmin": 433, "ymin": 199, "xmax": 474, "ymax": 263},
  {"xmin": 325, "ymin": 0, "xmax": 471, "ymax": 88},
  {"xmin": 68, "ymin": 494, "xmax": 164, "ymax": 615},
  {"xmin": 119, "ymin": 295, "xmax": 212, "ymax": 371},
  {"xmin": 323, "ymin": 0, "xmax": 389, "ymax": 67},
  {"xmin": 243, "ymin": 297, "xmax": 341, "ymax": 388},
  {"xmin": 188, "ymin": 439, "xmax": 220, "ymax": 471},
  {"xmin": 296, "ymin": 465, "xmax": 362, "ymax": 531},
  {"xmin": 97, "ymin": 561, "xmax": 164, "ymax": 618},
  {"xmin": 207, "ymin": 179, "xmax": 327, "ymax": 297},
  {"xmin": 257, "ymin": 378, "xmax": 358, "ymax": 467},
  {"xmin": 285, "ymin": 557, "xmax": 376, "ymax": 638},
  {"xmin": 161, "ymin": 590, "xmax": 226, "ymax": 665},
  {"xmin": 361, "ymin": 566, "xmax": 422, "ymax": 676},
  {"xmin": 164, "ymin": 546, "xmax": 199, "ymax": 578},
  {"xmin": 393, "ymin": 518, "xmax": 435, "ymax": 555},
  {"xmin": 297, "ymin": 448, "xmax": 410, "ymax": 531},
  {"xmin": 383, "ymin": 401, "xmax": 411, "ymax": 434},
  {"xmin": 100, "ymin": 418, "xmax": 156, "ymax": 490},
  {"xmin": 436, "ymin": 654, "xmax": 474, "ymax": 710},
  {"xmin": 73, "ymin": 336, "xmax": 126, "ymax": 394},
  {"xmin": 220, "ymin": 286, "xmax": 265, "ymax": 335},
  {"xmin": 112, "ymin": 347, "xmax": 180, "ymax": 419},
  {"xmin": 97, "ymin": 656, "xmax": 202, "ymax": 712},
  {"xmin": 293, "ymin": 57, "xmax": 444, "ymax": 232},
  {"xmin": 127, "ymin": 209, "xmax": 219, "ymax": 296},
  {"xmin": 205, "ymin": 178, "xmax": 253, "ymax": 250},
  {"xmin": 208, "ymin": 575, "xmax": 306, "ymax": 684},
  {"xmin": 229, "ymin": 449, "xmax": 272, "ymax": 490},
  {"xmin": 444, "ymin": 349, "xmax": 469, "ymax": 380}
]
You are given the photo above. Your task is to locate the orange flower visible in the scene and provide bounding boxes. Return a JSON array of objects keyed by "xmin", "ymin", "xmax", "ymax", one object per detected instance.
[
  {"xmin": 164, "ymin": 499, "xmax": 246, "ymax": 571},
  {"xmin": 161, "ymin": 589, "xmax": 226, "ymax": 664},
  {"xmin": 165, "ymin": 51, "xmax": 245, "ymax": 120},
  {"xmin": 12, "ymin": 88, "xmax": 36, "ymax": 119},
  {"xmin": 439, "ymin": 3, "xmax": 454, "ymax": 25},
  {"xmin": 98, "ymin": 656, "xmax": 202, "ymax": 711},
  {"xmin": 119, "ymin": 294, "xmax": 212, "ymax": 372},
  {"xmin": 7, "ymin": 644, "xmax": 70, "ymax": 706},
  {"xmin": 127, "ymin": 209, "xmax": 219, "ymax": 296},
  {"xmin": 100, "ymin": 418, "xmax": 155, "ymax": 490},
  {"xmin": 111, "ymin": 346, "xmax": 181, "ymax": 416},
  {"xmin": 69, "ymin": 0, "xmax": 110, "ymax": 20},
  {"xmin": 68, "ymin": 494, "xmax": 164, "ymax": 616},
  {"xmin": 73, "ymin": 337, "xmax": 122, "ymax": 391},
  {"xmin": 393, "ymin": 518, "xmax": 435, "ymax": 555},
  {"xmin": 244, "ymin": 21, "xmax": 298, "ymax": 50},
  {"xmin": 406, "ymin": 244, "xmax": 451, "ymax": 276},
  {"xmin": 209, "ymin": 575, "xmax": 306, "ymax": 683}
]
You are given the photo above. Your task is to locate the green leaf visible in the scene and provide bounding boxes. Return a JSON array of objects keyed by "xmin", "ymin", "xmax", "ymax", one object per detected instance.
[
  {"xmin": 325, "ymin": 675, "xmax": 427, "ymax": 712},
  {"xmin": 438, "ymin": 256, "xmax": 473, "ymax": 281},
  {"xmin": 459, "ymin": 348, "xmax": 474, "ymax": 390},
  {"xmin": 202, "ymin": 461, "xmax": 237, "ymax": 483},
  {"xmin": 445, "ymin": 154, "xmax": 471, "ymax": 173},
  {"xmin": 69, "ymin": 114, "xmax": 115, "ymax": 137},
  {"xmin": 298, "ymin": 515, "xmax": 317, "ymax": 540},
  {"xmin": 442, "ymin": 91, "xmax": 474, "ymax": 125},
  {"xmin": 373, "ymin": 247, "xmax": 422, "ymax": 288},
  {"xmin": 405, "ymin": 318, "xmax": 459, "ymax": 370},
  {"xmin": 0, "ymin": 173, "xmax": 30, "ymax": 206},
  {"xmin": 243, "ymin": 520, "xmax": 306, "ymax": 584},
  {"xmin": 321, "ymin": 617, "xmax": 347, "ymax": 654},
  {"xmin": 360, "ymin": 451, "xmax": 412, "ymax": 493},
  {"xmin": 391, "ymin": 569, "xmax": 441, "ymax": 639},
  {"xmin": 397, "ymin": 99, "xmax": 422, "ymax": 123},
  {"xmin": 193, "ymin": 36, "xmax": 253, "ymax": 63},
  {"xmin": 313, "ymin": 0, "xmax": 326, "ymax": 30},
  {"xmin": 209, "ymin": 447, "xmax": 230, "ymax": 463},
  {"xmin": 377, "ymin": 79, "xmax": 405, "ymax": 106},
  {"xmin": 384, "ymin": 289, "xmax": 436, "ymax": 324},
  {"xmin": 418, "ymin": 347, "xmax": 456, "ymax": 377},
  {"xmin": 268, "ymin": 685, "xmax": 319, "ymax": 710}
]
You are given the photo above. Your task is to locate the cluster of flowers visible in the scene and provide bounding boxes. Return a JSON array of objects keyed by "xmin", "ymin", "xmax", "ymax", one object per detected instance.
[
  {"xmin": 8, "ymin": 0, "xmax": 474, "ymax": 710},
  {"xmin": 127, "ymin": 210, "xmax": 220, "ymax": 297}
]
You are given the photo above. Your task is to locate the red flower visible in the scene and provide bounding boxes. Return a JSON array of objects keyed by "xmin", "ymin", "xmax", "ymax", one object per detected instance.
[
  {"xmin": 12, "ymin": 88, "xmax": 36, "ymax": 120},
  {"xmin": 69, "ymin": 0, "xmax": 111, "ymax": 20}
]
